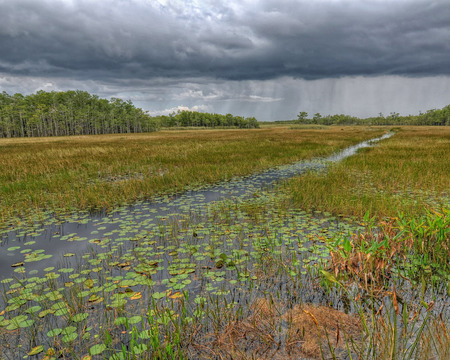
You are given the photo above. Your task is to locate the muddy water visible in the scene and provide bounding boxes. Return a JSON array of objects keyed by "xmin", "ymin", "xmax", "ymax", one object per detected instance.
[{"xmin": 0, "ymin": 133, "xmax": 393, "ymax": 279}]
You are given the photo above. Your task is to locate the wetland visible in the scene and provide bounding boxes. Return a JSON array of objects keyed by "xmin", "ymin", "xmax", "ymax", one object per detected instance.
[{"xmin": 0, "ymin": 126, "xmax": 448, "ymax": 359}]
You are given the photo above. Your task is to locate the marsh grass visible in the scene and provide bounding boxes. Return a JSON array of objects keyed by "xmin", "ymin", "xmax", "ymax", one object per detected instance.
[
  {"xmin": 343, "ymin": 295, "xmax": 449, "ymax": 360},
  {"xmin": 289, "ymin": 124, "xmax": 330, "ymax": 130},
  {"xmin": 0, "ymin": 126, "xmax": 448, "ymax": 359},
  {"xmin": 0, "ymin": 127, "xmax": 384, "ymax": 226},
  {"xmin": 325, "ymin": 209, "xmax": 449, "ymax": 292},
  {"xmin": 286, "ymin": 126, "xmax": 450, "ymax": 219}
]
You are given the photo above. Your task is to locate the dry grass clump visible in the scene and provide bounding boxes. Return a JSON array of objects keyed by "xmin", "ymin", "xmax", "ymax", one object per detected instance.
[
  {"xmin": 194, "ymin": 297, "xmax": 448, "ymax": 359},
  {"xmin": 283, "ymin": 304, "xmax": 361, "ymax": 359},
  {"xmin": 196, "ymin": 298, "xmax": 361, "ymax": 360}
]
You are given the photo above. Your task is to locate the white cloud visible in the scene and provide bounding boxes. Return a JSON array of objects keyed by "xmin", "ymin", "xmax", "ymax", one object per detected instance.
[
  {"xmin": 247, "ymin": 95, "xmax": 282, "ymax": 102},
  {"xmin": 147, "ymin": 105, "xmax": 211, "ymax": 116}
]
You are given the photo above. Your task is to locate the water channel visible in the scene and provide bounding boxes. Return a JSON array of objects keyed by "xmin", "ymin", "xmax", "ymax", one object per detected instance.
[
  {"xmin": 0, "ymin": 133, "xmax": 393, "ymax": 280},
  {"xmin": 2, "ymin": 131, "xmax": 449, "ymax": 360}
]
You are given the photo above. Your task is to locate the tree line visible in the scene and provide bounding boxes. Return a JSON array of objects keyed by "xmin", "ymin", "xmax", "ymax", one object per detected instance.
[
  {"xmin": 295, "ymin": 107, "xmax": 450, "ymax": 126},
  {"xmin": 0, "ymin": 90, "xmax": 258, "ymax": 138},
  {"xmin": 153, "ymin": 111, "xmax": 259, "ymax": 129},
  {"xmin": 0, "ymin": 90, "xmax": 158, "ymax": 138}
]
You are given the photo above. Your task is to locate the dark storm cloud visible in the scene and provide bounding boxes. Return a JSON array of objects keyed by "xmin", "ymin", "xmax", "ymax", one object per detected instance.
[{"xmin": 1, "ymin": 0, "xmax": 449, "ymax": 82}]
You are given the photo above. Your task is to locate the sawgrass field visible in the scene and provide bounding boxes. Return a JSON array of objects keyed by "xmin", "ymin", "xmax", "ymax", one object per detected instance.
[
  {"xmin": 0, "ymin": 126, "xmax": 383, "ymax": 223},
  {"xmin": 0, "ymin": 126, "xmax": 448, "ymax": 359}
]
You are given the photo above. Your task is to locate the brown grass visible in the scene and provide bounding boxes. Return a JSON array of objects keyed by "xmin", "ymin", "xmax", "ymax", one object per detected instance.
[
  {"xmin": 420, "ymin": 315, "xmax": 450, "ymax": 360},
  {"xmin": 194, "ymin": 298, "xmax": 361, "ymax": 359},
  {"xmin": 283, "ymin": 304, "xmax": 361, "ymax": 358}
]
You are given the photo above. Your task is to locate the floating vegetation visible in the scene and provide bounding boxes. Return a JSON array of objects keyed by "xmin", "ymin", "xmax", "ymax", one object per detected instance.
[
  {"xmin": 0, "ymin": 132, "xmax": 448, "ymax": 359},
  {"xmin": 0, "ymin": 187, "xmax": 363, "ymax": 358},
  {"xmin": 1, "ymin": 133, "xmax": 392, "ymax": 280}
]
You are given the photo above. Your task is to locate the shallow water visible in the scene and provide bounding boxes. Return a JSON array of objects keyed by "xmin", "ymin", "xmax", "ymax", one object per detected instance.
[
  {"xmin": 0, "ymin": 133, "xmax": 393, "ymax": 279},
  {"xmin": 1, "ymin": 131, "xmax": 448, "ymax": 360}
]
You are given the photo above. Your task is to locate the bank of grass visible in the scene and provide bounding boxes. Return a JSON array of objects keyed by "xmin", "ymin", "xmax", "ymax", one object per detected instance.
[
  {"xmin": 0, "ymin": 126, "xmax": 384, "ymax": 225},
  {"xmin": 286, "ymin": 126, "xmax": 450, "ymax": 219}
]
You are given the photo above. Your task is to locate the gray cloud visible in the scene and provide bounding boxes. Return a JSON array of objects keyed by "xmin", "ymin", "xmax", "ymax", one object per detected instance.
[
  {"xmin": 1, "ymin": 0, "xmax": 450, "ymax": 81},
  {"xmin": 1, "ymin": 0, "xmax": 450, "ymax": 121}
]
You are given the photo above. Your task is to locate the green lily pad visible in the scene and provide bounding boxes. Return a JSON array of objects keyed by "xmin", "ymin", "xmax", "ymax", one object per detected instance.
[
  {"xmin": 62, "ymin": 332, "xmax": 78, "ymax": 343},
  {"xmin": 128, "ymin": 315, "xmax": 142, "ymax": 324},
  {"xmin": 7, "ymin": 246, "xmax": 21, "ymax": 251},
  {"xmin": 71, "ymin": 313, "xmax": 88, "ymax": 322},
  {"xmin": 89, "ymin": 344, "xmax": 106, "ymax": 356},
  {"xmin": 47, "ymin": 328, "xmax": 63, "ymax": 337},
  {"xmin": 152, "ymin": 292, "xmax": 166, "ymax": 300}
]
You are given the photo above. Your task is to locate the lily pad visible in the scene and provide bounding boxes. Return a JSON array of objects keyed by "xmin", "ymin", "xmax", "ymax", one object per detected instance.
[{"xmin": 27, "ymin": 345, "xmax": 44, "ymax": 356}]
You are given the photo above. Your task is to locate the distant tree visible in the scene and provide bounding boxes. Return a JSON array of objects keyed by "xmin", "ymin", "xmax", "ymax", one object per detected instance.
[
  {"xmin": 297, "ymin": 111, "xmax": 308, "ymax": 123},
  {"xmin": 312, "ymin": 113, "xmax": 322, "ymax": 124},
  {"xmin": 388, "ymin": 112, "xmax": 400, "ymax": 124}
]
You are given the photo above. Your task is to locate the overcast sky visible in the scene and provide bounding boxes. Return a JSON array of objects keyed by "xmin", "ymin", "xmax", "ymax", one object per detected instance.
[{"xmin": 1, "ymin": 0, "xmax": 450, "ymax": 120}]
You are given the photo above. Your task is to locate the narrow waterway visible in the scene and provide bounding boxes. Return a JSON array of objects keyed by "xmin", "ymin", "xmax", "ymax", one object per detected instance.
[
  {"xmin": 2, "ymin": 131, "xmax": 448, "ymax": 360},
  {"xmin": 0, "ymin": 133, "xmax": 393, "ymax": 279}
]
